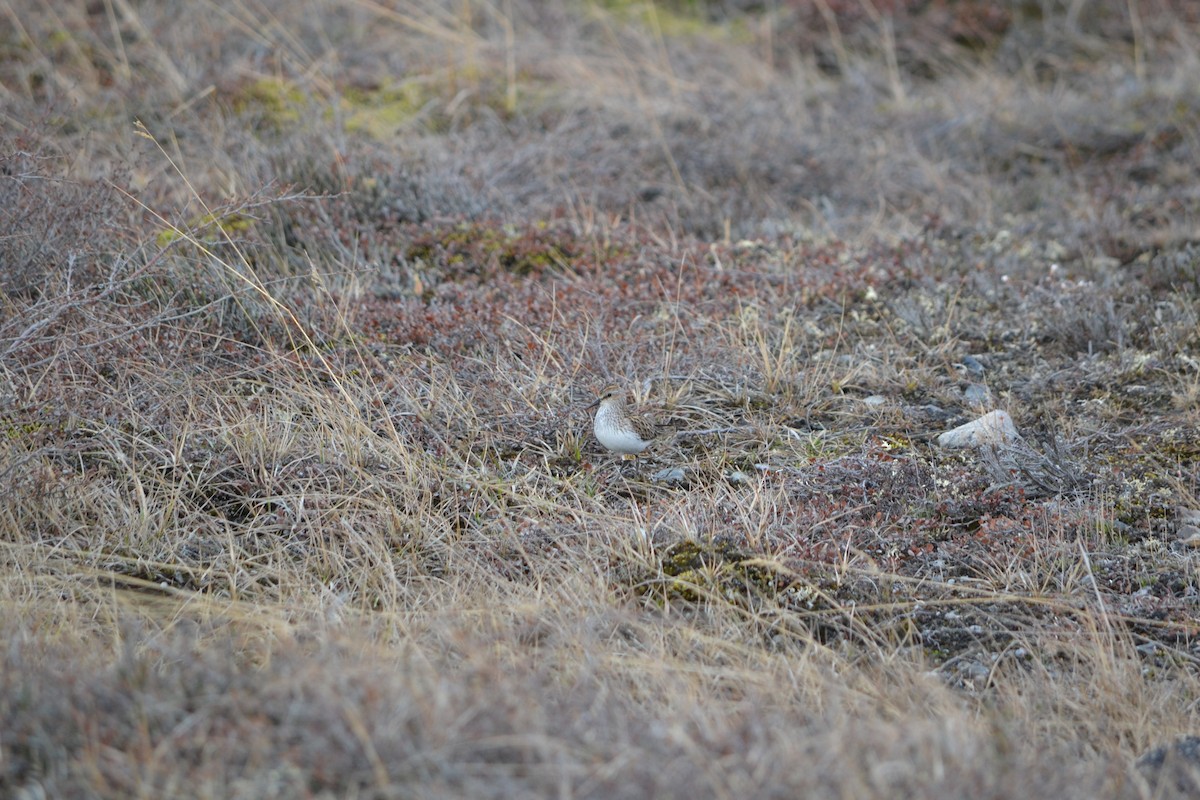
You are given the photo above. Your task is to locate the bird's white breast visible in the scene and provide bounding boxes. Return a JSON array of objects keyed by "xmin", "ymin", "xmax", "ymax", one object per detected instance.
[{"xmin": 594, "ymin": 404, "xmax": 651, "ymax": 454}]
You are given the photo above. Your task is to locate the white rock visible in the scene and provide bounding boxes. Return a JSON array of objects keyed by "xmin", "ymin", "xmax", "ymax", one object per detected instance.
[{"xmin": 937, "ymin": 410, "xmax": 1019, "ymax": 449}]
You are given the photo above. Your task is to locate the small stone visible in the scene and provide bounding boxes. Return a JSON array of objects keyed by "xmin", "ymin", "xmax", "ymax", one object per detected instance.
[
  {"xmin": 937, "ymin": 410, "xmax": 1019, "ymax": 449},
  {"xmin": 1137, "ymin": 736, "xmax": 1200, "ymax": 794},
  {"xmin": 909, "ymin": 404, "xmax": 953, "ymax": 424},
  {"xmin": 862, "ymin": 395, "xmax": 888, "ymax": 408},
  {"xmin": 962, "ymin": 661, "xmax": 990, "ymax": 683},
  {"xmin": 963, "ymin": 383, "xmax": 991, "ymax": 408},
  {"xmin": 1173, "ymin": 508, "xmax": 1200, "ymax": 543},
  {"xmin": 14, "ymin": 783, "xmax": 47, "ymax": 800},
  {"xmin": 652, "ymin": 467, "xmax": 689, "ymax": 485},
  {"xmin": 960, "ymin": 355, "xmax": 986, "ymax": 376}
]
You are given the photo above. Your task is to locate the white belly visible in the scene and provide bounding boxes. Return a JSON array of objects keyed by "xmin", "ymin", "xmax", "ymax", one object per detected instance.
[{"xmin": 595, "ymin": 409, "xmax": 651, "ymax": 454}]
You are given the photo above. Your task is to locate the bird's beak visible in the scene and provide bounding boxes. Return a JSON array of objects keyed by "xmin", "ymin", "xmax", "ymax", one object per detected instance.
[{"xmin": 585, "ymin": 396, "xmax": 602, "ymax": 411}]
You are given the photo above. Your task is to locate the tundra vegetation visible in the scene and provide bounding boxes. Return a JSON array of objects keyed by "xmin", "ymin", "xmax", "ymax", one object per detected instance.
[{"xmin": 1, "ymin": 1, "xmax": 1199, "ymax": 797}]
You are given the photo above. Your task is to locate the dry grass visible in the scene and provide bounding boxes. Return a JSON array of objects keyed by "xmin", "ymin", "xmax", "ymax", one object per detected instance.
[{"xmin": 2, "ymin": 0, "xmax": 1200, "ymax": 797}]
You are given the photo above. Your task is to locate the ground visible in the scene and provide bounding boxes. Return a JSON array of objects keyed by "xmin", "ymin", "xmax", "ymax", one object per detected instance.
[{"xmin": 1, "ymin": 0, "xmax": 1199, "ymax": 797}]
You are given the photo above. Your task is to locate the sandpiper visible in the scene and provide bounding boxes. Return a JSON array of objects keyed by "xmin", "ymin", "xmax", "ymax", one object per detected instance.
[{"xmin": 586, "ymin": 384, "xmax": 658, "ymax": 456}]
